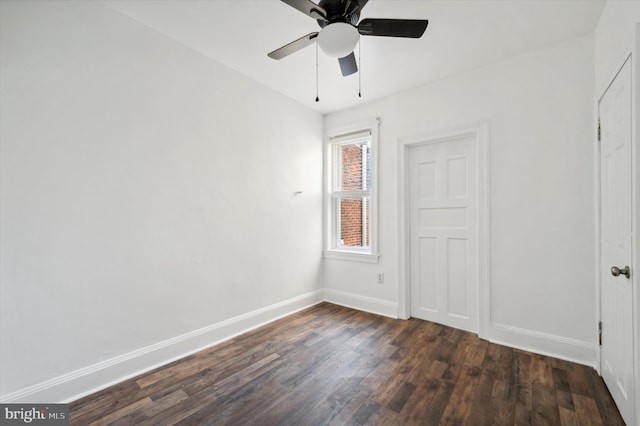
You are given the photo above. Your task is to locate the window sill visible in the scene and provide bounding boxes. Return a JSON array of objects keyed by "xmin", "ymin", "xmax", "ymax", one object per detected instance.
[{"xmin": 323, "ymin": 250, "xmax": 380, "ymax": 264}]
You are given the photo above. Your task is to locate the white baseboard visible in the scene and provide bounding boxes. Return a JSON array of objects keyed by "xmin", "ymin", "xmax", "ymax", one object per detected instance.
[
  {"xmin": 489, "ymin": 322, "xmax": 597, "ymax": 368},
  {"xmin": 0, "ymin": 289, "xmax": 324, "ymax": 404},
  {"xmin": 324, "ymin": 288, "xmax": 398, "ymax": 319}
]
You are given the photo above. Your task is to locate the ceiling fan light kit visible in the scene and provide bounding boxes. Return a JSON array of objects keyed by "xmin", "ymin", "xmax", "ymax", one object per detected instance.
[
  {"xmin": 269, "ymin": 0, "xmax": 428, "ymax": 99},
  {"xmin": 318, "ymin": 22, "xmax": 360, "ymax": 58}
]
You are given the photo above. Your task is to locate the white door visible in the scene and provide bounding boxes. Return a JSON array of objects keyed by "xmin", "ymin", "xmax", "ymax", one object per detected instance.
[
  {"xmin": 599, "ymin": 57, "xmax": 634, "ymax": 425},
  {"xmin": 409, "ymin": 134, "xmax": 478, "ymax": 332}
]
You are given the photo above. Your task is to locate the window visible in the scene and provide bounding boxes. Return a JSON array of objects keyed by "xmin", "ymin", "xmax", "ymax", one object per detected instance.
[{"xmin": 325, "ymin": 119, "xmax": 379, "ymax": 262}]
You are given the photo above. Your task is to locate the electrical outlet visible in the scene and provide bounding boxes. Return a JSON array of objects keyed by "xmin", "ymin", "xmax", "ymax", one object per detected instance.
[{"xmin": 377, "ymin": 273, "xmax": 384, "ymax": 284}]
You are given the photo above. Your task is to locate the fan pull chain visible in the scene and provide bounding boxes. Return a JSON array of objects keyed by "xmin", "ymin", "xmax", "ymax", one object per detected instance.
[
  {"xmin": 358, "ymin": 40, "xmax": 362, "ymax": 98},
  {"xmin": 315, "ymin": 41, "xmax": 320, "ymax": 102}
]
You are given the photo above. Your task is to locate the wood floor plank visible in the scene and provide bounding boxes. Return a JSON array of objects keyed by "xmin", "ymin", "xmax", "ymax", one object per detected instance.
[
  {"xmin": 438, "ymin": 364, "xmax": 481, "ymax": 425},
  {"xmin": 348, "ymin": 399, "xmax": 382, "ymax": 425},
  {"xmin": 529, "ymin": 354, "xmax": 555, "ymax": 388},
  {"xmin": 182, "ymin": 352, "xmax": 281, "ymax": 396},
  {"xmin": 388, "ymin": 382, "xmax": 417, "ymax": 413},
  {"xmin": 565, "ymin": 361, "xmax": 595, "ymax": 397},
  {"xmin": 556, "ymin": 389, "xmax": 575, "ymax": 411},
  {"xmin": 418, "ymin": 380, "xmax": 457, "ymax": 425},
  {"xmin": 302, "ymin": 377, "xmax": 371, "ymax": 426},
  {"xmin": 70, "ymin": 381, "xmax": 145, "ymax": 425},
  {"xmin": 464, "ymin": 370, "xmax": 494, "ymax": 426},
  {"xmin": 531, "ymin": 383, "xmax": 561, "ymax": 426},
  {"xmin": 201, "ymin": 362, "xmax": 292, "ymax": 425},
  {"xmin": 126, "ymin": 389, "xmax": 189, "ymax": 424},
  {"xmin": 135, "ymin": 339, "xmax": 238, "ymax": 389},
  {"xmin": 283, "ymin": 351, "xmax": 368, "ymax": 423},
  {"xmin": 491, "ymin": 398, "xmax": 517, "ymax": 426},
  {"xmin": 552, "ymin": 366, "xmax": 572, "ymax": 393},
  {"xmin": 327, "ymin": 390, "xmax": 371, "ymax": 426},
  {"xmin": 68, "ymin": 302, "xmax": 625, "ymax": 426},
  {"xmin": 399, "ymin": 378, "xmax": 443, "ymax": 424},
  {"xmin": 559, "ymin": 406, "xmax": 580, "ymax": 426},
  {"xmin": 573, "ymin": 393, "xmax": 604, "ymax": 426},
  {"xmin": 366, "ymin": 404, "xmax": 400, "ymax": 425}
]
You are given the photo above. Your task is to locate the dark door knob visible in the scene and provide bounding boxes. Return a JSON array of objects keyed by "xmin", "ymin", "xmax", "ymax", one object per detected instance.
[{"xmin": 611, "ymin": 266, "xmax": 631, "ymax": 279}]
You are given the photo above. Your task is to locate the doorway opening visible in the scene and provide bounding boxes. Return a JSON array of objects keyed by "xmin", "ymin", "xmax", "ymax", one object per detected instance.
[{"xmin": 398, "ymin": 123, "xmax": 489, "ymax": 338}]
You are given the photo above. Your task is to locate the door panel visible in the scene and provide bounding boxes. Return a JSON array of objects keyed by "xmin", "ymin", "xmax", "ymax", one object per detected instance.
[
  {"xmin": 599, "ymin": 57, "xmax": 634, "ymax": 425},
  {"xmin": 409, "ymin": 135, "xmax": 478, "ymax": 332},
  {"xmin": 418, "ymin": 161, "xmax": 437, "ymax": 199},
  {"xmin": 447, "ymin": 238, "xmax": 468, "ymax": 317},
  {"xmin": 417, "ymin": 237, "xmax": 437, "ymax": 311}
]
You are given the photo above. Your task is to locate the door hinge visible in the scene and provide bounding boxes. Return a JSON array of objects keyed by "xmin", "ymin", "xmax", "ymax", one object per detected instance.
[
  {"xmin": 598, "ymin": 321, "xmax": 602, "ymax": 345},
  {"xmin": 597, "ymin": 121, "xmax": 601, "ymax": 142}
]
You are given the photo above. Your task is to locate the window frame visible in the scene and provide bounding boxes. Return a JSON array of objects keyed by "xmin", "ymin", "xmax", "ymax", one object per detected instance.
[{"xmin": 324, "ymin": 118, "xmax": 380, "ymax": 263}]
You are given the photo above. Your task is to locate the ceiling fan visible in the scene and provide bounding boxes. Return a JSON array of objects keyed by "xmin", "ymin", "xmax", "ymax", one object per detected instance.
[{"xmin": 268, "ymin": 0, "xmax": 429, "ymax": 77}]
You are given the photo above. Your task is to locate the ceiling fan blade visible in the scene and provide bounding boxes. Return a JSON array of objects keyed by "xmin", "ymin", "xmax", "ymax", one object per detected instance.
[
  {"xmin": 280, "ymin": 0, "xmax": 327, "ymax": 20},
  {"xmin": 268, "ymin": 32, "xmax": 319, "ymax": 60},
  {"xmin": 358, "ymin": 18, "xmax": 429, "ymax": 38},
  {"xmin": 338, "ymin": 52, "xmax": 358, "ymax": 76}
]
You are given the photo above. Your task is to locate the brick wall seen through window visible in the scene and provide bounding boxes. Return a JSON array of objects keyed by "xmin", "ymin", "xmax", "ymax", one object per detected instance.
[{"xmin": 339, "ymin": 143, "xmax": 370, "ymax": 247}]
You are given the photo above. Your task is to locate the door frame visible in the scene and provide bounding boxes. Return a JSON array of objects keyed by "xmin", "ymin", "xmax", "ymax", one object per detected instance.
[
  {"xmin": 594, "ymin": 24, "xmax": 639, "ymax": 424},
  {"xmin": 397, "ymin": 122, "xmax": 489, "ymax": 339}
]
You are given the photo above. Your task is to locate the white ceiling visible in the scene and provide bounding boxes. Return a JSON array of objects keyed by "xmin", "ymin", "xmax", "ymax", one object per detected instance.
[{"xmin": 104, "ymin": 0, "xmax": 605, "ymax": 114}]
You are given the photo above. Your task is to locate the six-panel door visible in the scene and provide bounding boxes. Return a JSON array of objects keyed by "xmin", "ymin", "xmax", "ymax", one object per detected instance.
[
  {"xmin": 599, "ymin": 57, "xmax": 634, "ymax": 425},
  {"xmin": 409, "ymin": 134, "xmax": 478, "ymax": 333}
]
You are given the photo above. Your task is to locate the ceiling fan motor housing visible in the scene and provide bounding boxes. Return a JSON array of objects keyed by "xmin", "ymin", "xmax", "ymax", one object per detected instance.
[{"xmin": 316, "ymin": 0, "xmax": 360, "ymax": 27}]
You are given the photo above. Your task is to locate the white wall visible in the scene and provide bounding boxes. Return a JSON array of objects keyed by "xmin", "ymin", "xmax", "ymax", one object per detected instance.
[
  {"xmin": 0, "ymin": 1, "xmax": 323, "ymax": 401},
  {"xmin": 324, "ymin": 34, "xmax": 596, "ymax": 364}
]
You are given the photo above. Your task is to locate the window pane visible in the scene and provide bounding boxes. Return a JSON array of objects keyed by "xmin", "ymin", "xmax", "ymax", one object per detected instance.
[
  {"xmin": 339, "ymin": 196, "xmax": 370, "ymax": 248},
  {"xmin": 339, "ymin": 140, "xmax": 371, "ymax": 191}
]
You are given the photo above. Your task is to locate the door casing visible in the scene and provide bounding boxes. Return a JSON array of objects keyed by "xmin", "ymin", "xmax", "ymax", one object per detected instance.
[{"xmin": 398, "ymin": 122, "xmax": 489, "ymax": 339}]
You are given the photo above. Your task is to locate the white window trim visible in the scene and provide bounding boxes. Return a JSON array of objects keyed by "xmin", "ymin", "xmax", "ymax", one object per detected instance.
[
  {"xmin": 323, "ymin": 249, "xmax": 380, "ymax": 263},
  {"xmin": 324, "ymin": 118, "xmax": 380, "ymax": 263}
]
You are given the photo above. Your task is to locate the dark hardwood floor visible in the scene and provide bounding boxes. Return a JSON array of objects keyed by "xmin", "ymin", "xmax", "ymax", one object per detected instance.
[{"xmin": 69, "ymin": 302, "xmax": 624, "ymax": 425}]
